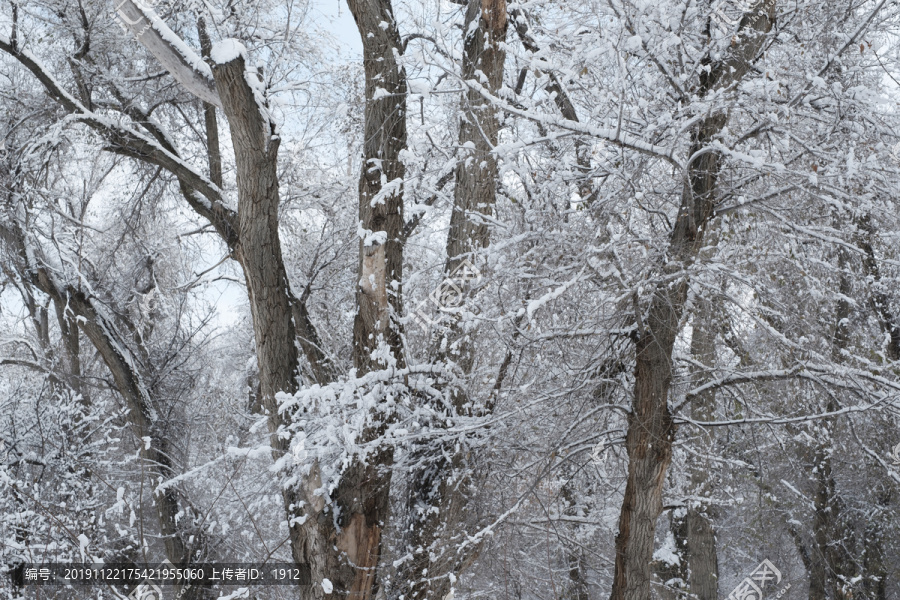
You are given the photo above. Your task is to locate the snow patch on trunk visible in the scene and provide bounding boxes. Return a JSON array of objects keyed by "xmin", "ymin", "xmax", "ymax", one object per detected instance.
[{"xmin": 211, "ymin": 39, "xmax": 248, "ymax": 64}]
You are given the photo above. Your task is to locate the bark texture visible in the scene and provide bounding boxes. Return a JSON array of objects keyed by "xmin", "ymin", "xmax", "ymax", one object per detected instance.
[
  {"xmin": 210, "ymin": 52, "xmax": 318, "ymax": 578},
  {"xmin": 347, "ymin": 0, "xmax": 407, "ymax": 375},
  {"xmin": 292, "ymin": 1, "xmax": 409, "ymax": 597},
  {"xmin": 399, "ymin": 2, "xmax": 508, "ymax": 598},
  {"xmin": 684, "ymin": 297, "xmax": 720, "ymax": 600},
  {"xmin": 114, "ymin": 0, "xmax": 221, "ymax": 108},
  {"xmin": 856, "ymin": 214, "xmax": 900, "ymax": 361},
  {"xmin": 445, "ymin": 0, "xmax": 508, "ymax": 282},
  {"xmin": 806, "ymin": 249, "xmax": 854, "ymax": 600},
  {"xmin": 609, "ymin": 4, "xmax": 775, "ymax": 600}
]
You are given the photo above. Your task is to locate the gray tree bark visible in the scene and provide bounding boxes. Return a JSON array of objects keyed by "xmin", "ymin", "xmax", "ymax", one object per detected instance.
[
  {"xmin": 681, "ymin": 295, "xmax": 720, "ymax": 600},
  {"xmin": 286, "ymin": 0, "xmax": 409, "ymax": 597},
  {"xmin": 208, "ymin": 53, "xmax": 317, "ymax": 576},
  {"xmin": 609, "ymin": 4, "xmax": 775, "ymax": 600},
  {"xmin": 399, "ymin": 2, "xmax": 508, "ymax": 598},
  {"xmin": 0, "ymin": 215, "xmax": 210, "ymax": 600},
  {"xmin": 1, "ymin": 14, "xmax": 351, "ymax": 597}
]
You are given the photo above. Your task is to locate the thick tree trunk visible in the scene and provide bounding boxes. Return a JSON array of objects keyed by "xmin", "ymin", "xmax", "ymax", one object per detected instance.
[
  {"xmin": 609, "ymin": 4, "xmax": 775, "ymax": 600},
  {"xmin": 611, "ymin": 107, "xmax": 727, "ymax": 600},
  {"xmin": 278, "ymin": 1, "xmax": 409, "ymax": 597},
  {"xmin": 444, "ymin": 0, "xmax": 507, "ymax": 282},
  {"xmin": 400, "ymin": 3, "xmax": 508, "ymax": 599},
  {"xmin": 210, "ymin": 50, "xmax": 316, "ymax": 576},
  {"xmin": 347, "ymin": 0, "xmax": 407, "ymax": 375},
  {"xmin": 654, "ymin": 298, "xmax": 721, "ymax": 600}
]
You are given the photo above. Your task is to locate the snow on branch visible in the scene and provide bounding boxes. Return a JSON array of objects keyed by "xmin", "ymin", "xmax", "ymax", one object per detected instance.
[
  {"xmin": 432, "ymin": 48, "xmax": 680, "ymax": 169},
  {"xmin": 113, "ymin": 0, "xmax": 222, "ymax": 109},
  {"xmin": 0, "ymin": 35, "xmax": 219, "ymax": 198},
  {"xmin": 0, "ymin": 34, "xmax": 238, "ymax": 245}
]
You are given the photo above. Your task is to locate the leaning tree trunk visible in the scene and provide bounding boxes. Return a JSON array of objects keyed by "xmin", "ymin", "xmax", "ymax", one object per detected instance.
[
  {"xmin": 8, "ymin": 261, "xmax": 210, "ymax": 600},
  {"xmin": 400, "ymin": 2, "xmax": 508, "ymax": 598},
  {"xmin": 209, "ymin": 50, "xmax": 317, "ymax": 575},
  {"xmin": 0, "ymin": 152, "xmax": 211, "ymax": 600},
  {"xmin": 609, "ymin": 4, "xmax": 775, "ymax": 600}
]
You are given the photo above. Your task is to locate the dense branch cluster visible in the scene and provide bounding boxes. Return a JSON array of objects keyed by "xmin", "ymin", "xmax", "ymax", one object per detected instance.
[{"xmin": 1, "ymin": 1, "xmax": 900, "ymax": 599}]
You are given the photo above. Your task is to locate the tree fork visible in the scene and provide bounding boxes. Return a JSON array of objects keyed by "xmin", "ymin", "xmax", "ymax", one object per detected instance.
[{"xmin": 609, "ymin": 3, "xmax": 775, "ymax": 599}]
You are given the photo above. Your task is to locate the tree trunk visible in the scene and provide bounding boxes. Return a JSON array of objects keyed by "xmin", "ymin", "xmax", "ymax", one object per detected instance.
[
  {"xmin": 861, "ymin": 487, "xmax": 890, "ymax": 600},
  {"xmin": 684, "ymin": 297, "xmax": 719, "ymax": 600},
  {"xmin": 400, "ymin": 2, "xmax": 508, "ymax": 598},
  {"xmin": 810, "ymin": 248, "xmax": 855, "ymax": 600},
  {"xmin": 855, "ymin": 214, "xmax": 900, "ymax": 360},
  {"xmin": 609, "ymin": 4, "xmax": 775, "ymax": 600},
  {"xmin": 444, "ymin": 0, "xmax": 507, "ymax": 282},
  {"xmin": 210, "ymin": 50, "xmax": 315, "ymax": 576},
  {"xmin": 563, "ymin": 483, "xmax": 591, "ymax": 600},
  {"xmin": 347, "ymin": 0, "xmax": 407, "ymax": 375},
  {"xmin": 0, "ymin": 154, "xmax": 211, "ymax": 600},
  {"xmin": 282, "ymin": 1, "xmax": 409, "ymax": 597}
]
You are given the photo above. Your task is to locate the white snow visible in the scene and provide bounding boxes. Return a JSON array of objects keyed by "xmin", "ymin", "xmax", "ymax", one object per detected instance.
[
  {"xmin": 372, "ymin": 87, "xmax": 391, "ymax": 100},
  {"xmin": 652, "ymin": 531, "xmax": 680, "ymax": 566},
  {"xmin": 625, "ymin": 35, "xmax": 643, "ymax": 52},
  {"xmin": 212, "ymin": 39, "xmax": 248, "ymax": 65},
  {"xmin": 526, "ymin": 271, "xmax": 583, "ymax": 320}
]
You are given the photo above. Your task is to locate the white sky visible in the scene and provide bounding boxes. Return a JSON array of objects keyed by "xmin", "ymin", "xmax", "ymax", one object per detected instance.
[{"xmin": 310, "ymin": 0, "xmax": 362, "ymax": 58}]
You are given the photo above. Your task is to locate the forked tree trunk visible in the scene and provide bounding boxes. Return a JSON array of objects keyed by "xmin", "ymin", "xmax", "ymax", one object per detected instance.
[
  {"xmin": 284, "ymin": 1, "xmax": 409, "ymax": 598},
  {"xmin": 212, "ymin": 37, "xmax": 403, "ymax": 597},
  {"xmin": 609, "ymin": 4, "xmax": 775, "ymax": 599},
  {"xmin": 2, "ymin": 12, "xmax": 336, "ymax": 596}
]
